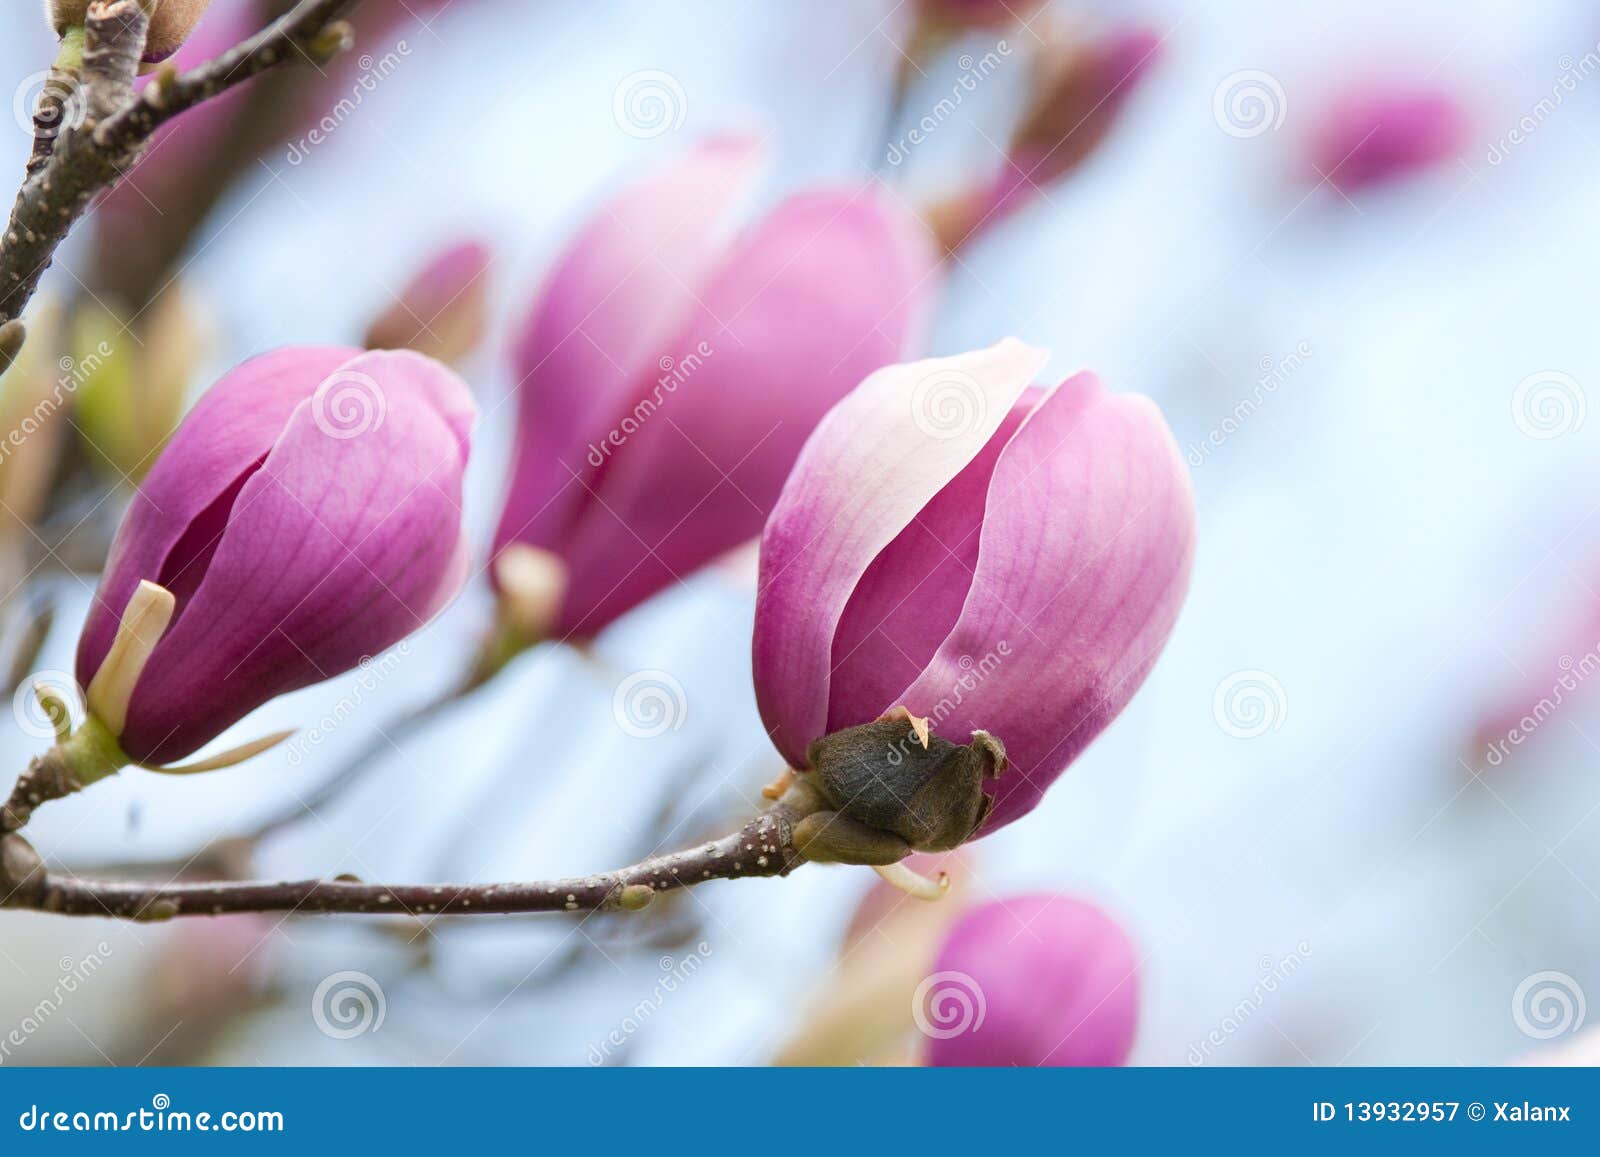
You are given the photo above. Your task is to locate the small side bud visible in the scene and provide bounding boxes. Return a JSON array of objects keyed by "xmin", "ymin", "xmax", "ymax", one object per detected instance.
[
  {"xmin": 0, "ymin": 834, "xmax": 45, "ymax": 905},
  {"xmin": 306, "ymin": 20, "xmax": 355, "ymax": 63},
  {"xmin": 0, "ymin": 320, "xmax": 24, "ymax": 376},
  {"xmin": 48, "ymin": 0, "xmax": 215, "ymax": 64},
  {"xmin": 617, "ymin": 884, "xmax": 655, "ymax": 911}
]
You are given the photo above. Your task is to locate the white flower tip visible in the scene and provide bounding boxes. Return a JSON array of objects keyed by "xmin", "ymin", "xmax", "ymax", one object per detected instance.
[
  {"xmin": 873, "ymin": 860, "xmax": 952, "ymax": 902},
  {"xmin": 494, "ymin": 544, "xmax": 568, "ymax": 640},
  {"xmin": 149, "ymin": 728, "xmax": 296, "ymax": 775},
  {"xmin": 85, "ymin": 579, "xmax": 177, "ymax": 737}
]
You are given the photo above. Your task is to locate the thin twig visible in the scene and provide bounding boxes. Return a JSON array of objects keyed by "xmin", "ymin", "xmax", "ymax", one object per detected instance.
[
  {"xmin": 1, "ymin": 799, "xmax": 807, "ymax": 921},
  {"xmin": 0, "ymin": 0, "xmax": 360, "ymax": 328}
]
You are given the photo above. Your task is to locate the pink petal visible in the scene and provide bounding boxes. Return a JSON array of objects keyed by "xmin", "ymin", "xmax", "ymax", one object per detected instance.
[
  {"xmin": 825, "ymin": 390, "xmax": 1039, "ymax": 733},
  {"xmin": 753, "ymin": 340, "xmax": 1048, "ymax": 767},
  {"xmin": 923, "ymin": 894, "xmax": 1139, "ymax": 1067},
  {"xmin": 549, "ymin": 185, "xmax": 940, "ymax": 638},
  {"xmin": 493, "ymin": 136, "xmax": 764, "ymax": 562},
  {"xmin": 77, "ymin": 346, "xmax": 361, "ymax": 685},
  {"xmin": 900, "ymin": 372, "xmax": 1195, "ymax": 832},
  {"xmin": 108, "ymin": 351, "xmax": 474, "ymax": 764}
]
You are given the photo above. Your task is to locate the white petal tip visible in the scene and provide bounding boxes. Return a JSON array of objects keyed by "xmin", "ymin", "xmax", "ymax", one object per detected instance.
[{"xmin": 873, "ymin": 861, "xmax": 952, "ymax": 901}]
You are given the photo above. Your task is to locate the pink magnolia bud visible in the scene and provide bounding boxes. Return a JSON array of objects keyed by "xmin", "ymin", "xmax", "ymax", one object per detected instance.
[
  {"xmin": 364, "ymin": 240, "xmax": 492, "ymax": 366},
  {"xmin": 927, "ymin": 27, "xmax": 1161, "ymax": 250},
  {"xmin": 754, "ymin": 340, "xmax": 1194, "ymax": 840},
  {"xmin": 921, "ymin": 894, "xmax": 1139, "ymax": 1066},
  {"xmin": 75, "ymin": 347, "xmax": 474, "ymax": 766},
  {"xmin": 489, "ymin": 135, "xmax": 938, "ymax": 643},
  {"xmin": 1305, "ymin": 83, "xmax": 1466, "ymax": 193},
  {"xmin": 48, "ymin": 0, "xmax": 216, "ymax": 63}
]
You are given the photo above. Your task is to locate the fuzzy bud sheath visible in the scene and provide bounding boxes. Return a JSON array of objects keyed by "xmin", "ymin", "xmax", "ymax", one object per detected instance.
[{"xmin": 47, "ymin": 0, "xmax": 214, "ymax": 63}]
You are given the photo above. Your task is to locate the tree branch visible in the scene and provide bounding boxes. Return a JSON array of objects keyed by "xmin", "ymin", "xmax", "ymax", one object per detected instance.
[
  {"xmin": 0, "ymin": 0, "xmax": 360, "ymax": 328},
  {"xmin": 96, "ymin": 0, "xmax": 357, "ymax": 154},
  {"xmin": 0, "ymin": 801, "xmax": 808, "ymax": 921}
]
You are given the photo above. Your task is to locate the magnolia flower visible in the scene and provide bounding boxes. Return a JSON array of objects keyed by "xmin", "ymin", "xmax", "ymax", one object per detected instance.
[
  {"xmin": 363, "ymin": 240, "xmax": 492, "ymax": 366},
  {"xmin": 1306, "ymin": 84, "xmax": 1466, "ymax": 193},
  {"xmin": 921, "ymin": 894, "xmax": 1139, "ymax": 1066},
  {"xmin": 754, "ymin": 340, "xmax": 1193, "ymax": 886},
  {"xmin": 68, "ymin": 347, "xmax": 473, "ymax": 774},
  {"xmin": 486, "ymin": 135, "xmax": 937, "ymax": 656},
  {"xmin": 48, "ymin": 0, "xmax": 214, "ymax": 63}
]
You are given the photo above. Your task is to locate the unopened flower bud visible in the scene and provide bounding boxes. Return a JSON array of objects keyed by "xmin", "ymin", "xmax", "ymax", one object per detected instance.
[
  {"xmin": 364, "ymin": 240, "xmax": 492, "ymax": 366},
  {"xmin": 47, "ymin": 0, "xmax": 215, "ymax": 64},
  {"xmin": 75, "ymin": 347, "xmax": 475, "ymax": 767},
  {"xmin": 756, "ymin": 341, "xmax": 1194, "ymax": 839},
  {"xmin": 922, "ymin": 894, "xmax": 1140, "ymax": 1066}
]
